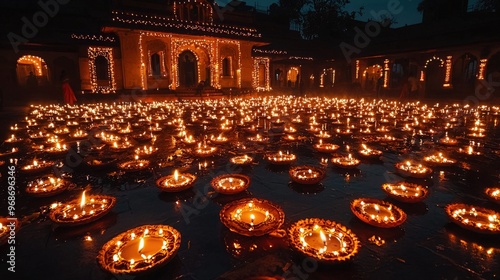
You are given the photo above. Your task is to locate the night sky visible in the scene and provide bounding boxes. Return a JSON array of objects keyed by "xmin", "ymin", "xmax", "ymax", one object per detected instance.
[{"xmin": 219, "ymin": 0, "xmax": 431, "ymax": 27}]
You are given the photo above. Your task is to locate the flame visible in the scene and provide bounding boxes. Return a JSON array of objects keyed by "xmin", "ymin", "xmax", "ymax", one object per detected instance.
[
  {"xmin": 319, "ymin": 230, "xmax": 327, "ymax": 246},
  {"xmin": 80, "ymin": 191, "xmax": 86, "ymax": 209},
  {"xmin": 33, "ymin": 160, "xmax": 38, "ymax": 166},
  {"xmin": 174, "ymin": 169, "xmax": 179, "ymax": 182},
  {"xmin": 374, "ymin": 204, "xmax": 380, "ymax": 212},
  {"xmin": 138, "ymin": 237, "xmax": 145, "ymax": 253},
  {"xmin": 250, "ymin": 214, "xmax": 255, "ymax": 223}
]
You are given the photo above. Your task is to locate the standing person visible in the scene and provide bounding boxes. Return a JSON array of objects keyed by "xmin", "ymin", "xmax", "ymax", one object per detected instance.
[
  {"xmin": 408, "ymin": 75, "xmax": 419, "ymax": 99},
  {"xmin": 60, "ymin": 71, "xmax": 77, "ymax": 105}
]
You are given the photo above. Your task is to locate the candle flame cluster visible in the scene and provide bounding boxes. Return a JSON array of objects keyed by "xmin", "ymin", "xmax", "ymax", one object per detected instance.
[{"xmin": 446, "ymin": 204, "xmax": 500, "ymax": 234}]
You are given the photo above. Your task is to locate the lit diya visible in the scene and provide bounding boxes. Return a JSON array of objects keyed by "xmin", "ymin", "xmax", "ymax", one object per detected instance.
[
  {"xmin": 211, "ymin": 174, "xmax": 250, "ymax": 194},
  {"xmin": 134, "ymin": 145, "xmax": 158, "ymax": 157},
  {"xmin": 25, "ymin": 175, "xmax": 70, "ymax": 197},
  {"xmin": 4, "ymin": 134, "xmax": 23, "ymax": 144},
  {"xmin": 70, "ymin": 130, "xmax": 88, "ymax": 140},
  {"xmin": 350, "ymin": 198, "xmax": 407, "ymax": 228},
  {"xmin": 86, "ymin": 157, "xmax": 117, "ymax": 170},
  {"xmin": 457, "ymin": 145, "xmax": 481, "ymax": 156},
  {"xmin": 220, "ymin": 198, "xmax": 285, "ymax": 236},
  {"xmin": 395, "ymin": 161, "xmax": 432, "ymax": 178},
  {"xmin": 230, "ymin": 155, "xmax": 253, "ymax": 166},
  {"xmin": 439, "ymin": 136, "xmax": 458, "ymax": 146},
  {"xmin": 485, "ymin": 188, "xmax": 500, "ymax": 204},
  {"xmin": 0, "ymin": 147, "xmax": 18, "ymax": 158},
  {"xmin": 313, "ymin": 140, "xmax": 339, "ymax": 153},
  {"xmin": 288, "ymin": 218, "xmax": 360, "ymax": 263},
  {"xmin": 156, "ymin": 169, "xmax": 196, "ymax": 192},
  {"xmin": 445, "ymin": 203, "xmax": 500, "ymax": 234},
  {"xmin": 266, "ymin": 151, "xmax": 296, "ymax": 165},
  {"xmin": 118, "ymin": 156, "xmax": 150, "ymax": 172},
  {"xmin": 49, "ymin": 191, "xmax": 116, "ymax": 226},
  {"xmin": 97, "ymin": 224, "xmax": 181, "ymax": 275},
  {"xmin": 44, "ymin": 142, "xmax": 69, "ymax": 155},
  {"xmin": 289, "ymin": 166, "xmax": 325, "ymax": 185},
  {"xmin": 182, "ymin": 135, "xmax": 196, "ymax": 145},
  {"xmin": 314, "ymin": 131, "xmax": 331, "ymax": 139},
  {"xmin": 423, "ymin": 152, "xmax": 456, "ymax": 166},
  {"xmin": 110, "ymin": 140, "xmax": 134, "ymax": 152},
  {"xmin": 358, "ymin": 144, "xmax": 383, "ymax": 159},
  {"xmin": 193, "ymin": 142, "xmax": 218, "ymax": 157},
  {"xmin": 210, "ymin": 134, "xmax": 229, "ymax": 145},
  {"xmin": 331, "ymin": 154, "xmax": 360, "ymax": 169},
  {"xmin": 247, "ymin": 134, "xmax": 269, "ymax": 143},
  {"xmin": 20, "ymin": 159, "xmax": 54, "ymax": 174},
  {"xmin": 381, "ymin": 182, "xmax": 428, "ymax": 203}
]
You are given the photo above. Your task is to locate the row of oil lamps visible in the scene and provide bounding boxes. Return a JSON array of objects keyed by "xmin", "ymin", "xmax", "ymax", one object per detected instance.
[{"xmin": 1, "ymin": 98, "xmax": 499, "ymax": 276}]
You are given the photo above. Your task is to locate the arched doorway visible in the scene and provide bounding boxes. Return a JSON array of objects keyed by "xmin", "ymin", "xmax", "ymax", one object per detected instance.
[
  {"xmin": 362, "ymin": 65, "xmax": 382, "ymax": 91},
  {"xmin": 178, "ymin": 50, "xmax": 197, "ymax": 87},
  {"xmin": 287, "ymin": 67, "xmax": 299, "ymax": 87},
  {"xmin": 425, "ymin": 57, "xmax": 445, "ymax": 95},
  {"xmin": 17, "ymin": 55, "xmax": 50, "ymax": 86}
]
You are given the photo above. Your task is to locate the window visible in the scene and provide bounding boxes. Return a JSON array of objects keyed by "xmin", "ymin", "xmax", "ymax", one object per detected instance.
[
  {"xmin": 151, "ymin": 53, "xmax": 161, "ymax": 77},
  {"xmin": 222, "ymin": 57, "xmax": 232, "ymax": 77},
  {"xmin": 95, "ymin": 56, "xmax": 109, "ymax": 81}
]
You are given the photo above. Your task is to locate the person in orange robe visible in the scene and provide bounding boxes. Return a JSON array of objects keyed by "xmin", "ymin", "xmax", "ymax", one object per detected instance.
[{"xmin": 60, "ymin": 71, "xmax": 77, "ymax": 105}]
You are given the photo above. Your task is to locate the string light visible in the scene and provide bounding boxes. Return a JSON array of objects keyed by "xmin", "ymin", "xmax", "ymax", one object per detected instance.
[
  {"xmin": 288, "ymin": 56, "xmax": 313, "ymax": 61},
  {"xmin": 478, "ymin": 58, "xmax": 487, "ymax": 80},
  {"xmin": 88, "ymin": 47, "xmax": 116, "ymax": 94},
  {"xmin": 71, "ymin": 34, "xmax": 116, "ymax": 42},
  {"xmin": 383, "ymin": 59, "xmax": 389, "ymax": 88},
  {"xmin": 443, "ymin": 55, "xmax": 452, "ymax": 88},
  {"xmin": 253, "ymin": 49, "xmax": 287, "ymax": 55},
  {"xmin": 111, "ymin": 11, "xmax": 261, "ymax": 39},
  {"xmin": 424, "ymin": 56, "xmax": 444, "ymax": 68},
  {"xmin": 252, "ymin": 57, "xmax": 271, "ymax": 91},
  {"xmin": 355, "ymin": 60, "xmax": 360, "ymax": 80},
  {"xmin": 17, "ymin": 55, "xmax": 44, "ymax": 76}
]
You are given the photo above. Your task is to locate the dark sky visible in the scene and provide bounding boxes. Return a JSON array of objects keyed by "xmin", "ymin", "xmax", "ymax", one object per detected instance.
[{"xmin": 218, "ymin": 0, "xmax": 431, "ymax": 27}]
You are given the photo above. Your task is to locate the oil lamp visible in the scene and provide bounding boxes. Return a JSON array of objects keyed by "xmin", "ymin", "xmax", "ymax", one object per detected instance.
[
  {"xmin": 220, "ymin": 198, "xmax": 285, "ymax": 236},
  {"xmin": 313, "ymin": 139, "xmax": 339, "ymax": 153},
  {"xmin": 289, "ymin": 166, "xmax": 325, "ymax": 185},
  {"xmin": 331, "ymin": 154, "xmax": 360, "ymax": 169},
  {"xmin": 20, "ymin": 159, "xmax": 54, "ymax": 174},
  {"xmin": 358, "ymin": 144, "xmax": 383, "ymax": 159},
  {"xmin": 70, "ymin": 130, "xmax": 88, "ymax": 140},
  {"xmin": 351, "ymin": 198, "xmax": 407, "ymax": 228},
  {"xmin": 395, "ymin": 161, "xmax": 432, "ymax": 178},
  {"xmin": 266, "ymin": 151, "xmax": 296, "ymax": 165},
  {"xmin": 26, "ymin": 175, "xmax": 70, "ymax": 197},
  {"xmin": 156, "ymin": 169, "xmax": 196, "ymax": 192},
  {"xmin": 438, "ymin": 136, "xmax": 458, "ymax": 146},
  {"xmin": 134, "ymin": 145, "xmax": 158, "ymax": 157},
  {"xmin": 211, "ymin": 134, "xmax": 229, "ymax": 145},
  {"xmin": 457, "ymin": 145, "xmax": 481, "ymax": 156},
  {"xmin": 4, "ymin": 134, "xmax": 23, "ymax": 144},
  {"xmin": 485, "ymin": 188, "xmax": 500, "ymax": 205},
  {"xmin": 53, "ymin": 127, "xmax": 70, "ymax": 136},
  {"xmin": 118, "ymin": 155, "xmax": 150, "ymax": 172},
  {"xmin": 211, "ymin": 174, "xmax": 250, "ymax": 194},
  {"xmin": 230, "ymin": 155, "xmax": 253, "ymax": 166},
  {"xmin": 193, "ymin": 142, "xmax": 218, "ymax": 157},
  {"xmin": 0, "ymin": 147, "xmax": 18, "ymax": 158},
  {"xmin": 284, "ymin": 126, "xmax": 296, "ymax": 134},
  {"xmin": 86, "ymin": 157, "xmax": 117, "ymax": 170},
  {"xmin": 247, "ymin": 134, "xmax": 268, "ymax": 143},
  {"xmin": 44, "ymin": 142, "xmax": 69, "ymax": 155},
  {"xmin": 314, "ymin": 131, "xmax": 331, "ymax": 139},
  {"xmin": 445, "ymin": 203, "xmax": 500, "ymax": 234},
  {"xmin": 423, "ymin": 152, "xmax": 456, "ymax": 166},
  {"xmin": 110, "ymin": 140, "xmax": 134, "ymax": 152},
  {"xmin": 381, "ymin": 182, "xmax": 428, "ymax": 203},
  {"xmin": 49, "ymin": 191, "xmax": 116, "ymax": 226},
  {"xmin": 97, "ymin": 224, "xmax": 181, "ymax": 275},
  {"xmin": 288, "ymin": 218, "xmax": 360, "ymax": 263},
  {"xmin": 182, "ymin": 135, "xmax": 196, "ymax": 145}
]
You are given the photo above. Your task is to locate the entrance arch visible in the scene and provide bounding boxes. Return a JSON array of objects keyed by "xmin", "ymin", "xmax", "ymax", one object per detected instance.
[
  {"xmin": 425, "ymin": 57, "xmax": 445, "ymax": 95},
  {"xmin": 178, "ymin": 50, "xmax": 197, "ymax": 87}
]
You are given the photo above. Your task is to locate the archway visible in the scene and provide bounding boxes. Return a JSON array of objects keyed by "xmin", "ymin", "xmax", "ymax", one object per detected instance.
[
  {"xmin": 362, "ymin": 65, "xmax": 382, "ymax": 91},
  {"xmin": 178, "ymin": 50, "xmax": 197, "ymax": 87},
  {"xmin": 425, "ymin": 57, "xmax": 445, "ymax": 95},
  {"xmin": 287, "ymin": 67, "xmax": 299, "ymax": 87},
  {"xmin": 17, "ymin": 55, "xmax": 50, "ymax": 86}
]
